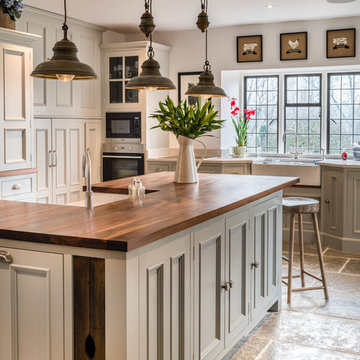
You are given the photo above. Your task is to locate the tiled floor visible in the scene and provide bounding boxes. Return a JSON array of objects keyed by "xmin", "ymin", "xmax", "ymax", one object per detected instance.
[{"xmin": 229, "ymin": 243, "xmax": 360, "ymax": 360}]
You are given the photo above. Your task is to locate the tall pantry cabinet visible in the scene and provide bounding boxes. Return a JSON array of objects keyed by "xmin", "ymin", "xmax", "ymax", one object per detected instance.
[{"xmin": 17, "ymin": 7, "xmax": 104, "ymax": 204}]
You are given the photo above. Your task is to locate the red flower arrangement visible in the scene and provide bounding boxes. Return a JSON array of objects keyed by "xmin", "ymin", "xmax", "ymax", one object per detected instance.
[{"xmin": 230, "ymin": 97, "xmax": 256, "ymax": 147}]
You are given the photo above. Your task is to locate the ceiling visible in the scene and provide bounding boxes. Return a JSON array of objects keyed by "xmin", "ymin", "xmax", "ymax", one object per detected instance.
[{"xmin": 24, "ymin": 0, "xmax": 360, "ymax": 33}]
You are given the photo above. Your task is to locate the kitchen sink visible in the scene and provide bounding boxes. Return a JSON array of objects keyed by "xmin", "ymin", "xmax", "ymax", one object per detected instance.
[
  {"xmin": 252, "ymin": 158, "xmax": 321, "ymax": 186},
  {"xmin": 68, "ymin": 192, "xmax": 129, "ymax": 207}
]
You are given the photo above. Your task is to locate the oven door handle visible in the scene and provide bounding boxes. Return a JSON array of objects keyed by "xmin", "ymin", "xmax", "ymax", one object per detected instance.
[{"xmin": 102, "ymin": 155, "xmax": 143, "ymax": 159}]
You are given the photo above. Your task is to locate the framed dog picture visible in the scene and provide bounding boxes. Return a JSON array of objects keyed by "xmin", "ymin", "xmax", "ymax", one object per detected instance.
[
  {"xmin": 280, "ymin": 32, "xmax": 308, "ymax": 61},
  {"xmin": 237, "ymin": 35, "xmax": 263, "ymax": 63},
  {"xmin": 327, "ymin": 28, "xmax": 356, "ymax": 58}
]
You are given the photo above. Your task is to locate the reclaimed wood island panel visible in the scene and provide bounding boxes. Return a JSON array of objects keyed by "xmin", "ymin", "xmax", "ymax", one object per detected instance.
[{"xmin": 0, "ymin": 172, "xmax": 298, "ymax": 360}]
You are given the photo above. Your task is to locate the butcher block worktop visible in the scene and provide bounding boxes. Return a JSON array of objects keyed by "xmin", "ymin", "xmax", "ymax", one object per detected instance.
[{"xmin": 0, "ymin": 172, "xmax": 298, "ymax": 251}]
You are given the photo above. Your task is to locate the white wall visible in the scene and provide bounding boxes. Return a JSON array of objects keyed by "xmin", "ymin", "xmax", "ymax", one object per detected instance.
[
  {"xmin": 103, "ymin": 30, "xmax": 125, "ymax": 43},
  {"xmin": 126, "ymin": 16, "xmax": 360, "ymax": 150}
]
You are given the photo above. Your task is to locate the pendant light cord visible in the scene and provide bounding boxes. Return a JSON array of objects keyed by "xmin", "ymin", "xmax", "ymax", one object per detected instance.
[
  {"xmin": 62, "ymin": 0, "xmax": 68, "ymax": 39},
  {"xmin": 204, "ymin": 29, "xmax": 211, "ymax": 71},
  {"xmin": 146, "ymin": 0, "xmax": 155, "ymax": 59}
]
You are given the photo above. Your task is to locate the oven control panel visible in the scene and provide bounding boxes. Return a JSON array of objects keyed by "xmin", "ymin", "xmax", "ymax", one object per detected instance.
[{"xmin": 102, "ymin": 142, "xmax": 145, "ymax": 154}]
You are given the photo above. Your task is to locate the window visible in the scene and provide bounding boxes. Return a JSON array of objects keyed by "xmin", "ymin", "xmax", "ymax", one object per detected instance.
[
  {"xmin": 284, "ymin": 74, "xmax": 322, "ymax": 154},
  {"xmin": 328, "ymin": 73, "xmax": 360, "ymax": 154},
  {"xmin": 244, "ymin": 76, "xmax": 279, "ymax": 153}
]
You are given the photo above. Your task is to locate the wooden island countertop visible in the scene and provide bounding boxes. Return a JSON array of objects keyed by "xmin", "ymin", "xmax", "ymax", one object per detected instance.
[{"xmin": 0, "ymin": 172, "xmax": 299, "ymax": 252}]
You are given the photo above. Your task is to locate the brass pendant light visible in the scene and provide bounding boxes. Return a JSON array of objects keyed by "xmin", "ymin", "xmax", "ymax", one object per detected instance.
[
  {"xmin": 126, "ymin": 0, "xmax": 175, "ymax": 92},
  {"xmin": 31, "ymin": 0, "xmax": 97, "ymax": 82},
  {"xmin": 185, "ymin": 0, "xmax": 227, "ymax": 98}
]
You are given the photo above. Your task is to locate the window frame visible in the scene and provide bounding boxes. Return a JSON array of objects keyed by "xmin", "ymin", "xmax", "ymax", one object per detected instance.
[
  {"xmin": 284, "ymin": 73, "xmax": 323, "ymax": 154},
  {"xmin": 327, "ymin": 71, "xmax": 360, "ymax": 155},
  {"xmin": 243, "ymin": 75, "xmax": 280, "ymax": 153}
]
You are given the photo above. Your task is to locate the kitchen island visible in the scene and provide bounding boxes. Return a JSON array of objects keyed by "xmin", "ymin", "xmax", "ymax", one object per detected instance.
[{"xmin": 0, "ymin": 172, "xmax": 298, "ymax": 360}]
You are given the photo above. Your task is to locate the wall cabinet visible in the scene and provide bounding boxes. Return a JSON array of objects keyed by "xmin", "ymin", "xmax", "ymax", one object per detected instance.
[
  {"xmin": 0, "ymin": 246, "xmax": 64, "ymax": 360},
  {"xmin": 17, "ymin": 7, "xmax": 103, "ymax": 118},
  {"xmin": 33, "ymin": 118, "xmax": 101, "ymax": 204},
  {"xmin": 0, "ymin": 30, "xmax": 39, "ymax": 172}
]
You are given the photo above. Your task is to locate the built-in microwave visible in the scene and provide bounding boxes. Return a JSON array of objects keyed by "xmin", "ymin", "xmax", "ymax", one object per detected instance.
[{"xmin": 106, "ymin": 112, "xmax": 141, "ymax": 142}]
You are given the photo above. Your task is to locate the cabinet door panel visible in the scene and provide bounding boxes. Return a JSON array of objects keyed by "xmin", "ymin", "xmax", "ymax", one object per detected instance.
[
  {"xmin": 0, "ymin": 247, "xmax": 64, "ymax": 360},
  {"xmin": 347, "ymin": 172, "xmax": 360, "ymax": 238},
  {"xmin": 4, "ymin": 48, "xmax": 26, "ymax": 121},
  {"xmin": 322, "ymin": 169, "xmax": 344, "ymax": 236},
  {"xmin": 194, "ymin": 220, "xmax": 225, "ymax": 360},
  {"xmin": 139, "ymin": 235, "xmax": 191, "ymax": 360},
  {"xmin": 252, "ymin": 208, "xmax": 267, "ymax": 318},
  {"xmin": 85, "ymin": 121, "xmax": 101, "ymax": 184},
  {"xmin": 225, "ymin": 210, "xmax": 250, "ymax": 346},
  {"xmin": 34, "ymin": 119, "xmax": 52, "ymax": 203}
]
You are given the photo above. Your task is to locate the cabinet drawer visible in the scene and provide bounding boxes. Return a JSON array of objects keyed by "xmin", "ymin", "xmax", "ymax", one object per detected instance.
[
  {"xmin": 147, "ymin": 162, "xmax": 173, "ymax": 173},
  {"xmin": 1, "ymin": 176, "xmax": 32, "ymax": 197}
]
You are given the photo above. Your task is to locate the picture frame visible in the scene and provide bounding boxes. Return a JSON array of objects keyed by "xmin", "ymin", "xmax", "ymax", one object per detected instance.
[
  {"xmin": 326, "ymin": 28, "xmax": 356, "ymax": 59},
  {"xmin": 178, "ymin": 71, "xmax": 202, "ymax": 106},
  {"xmin": 280, "ymin": 32, "xmax": 308, "ymax": 61},
  {"xmin": 236, "ymin": 35, "xmax": 263, "ymax": 63}
]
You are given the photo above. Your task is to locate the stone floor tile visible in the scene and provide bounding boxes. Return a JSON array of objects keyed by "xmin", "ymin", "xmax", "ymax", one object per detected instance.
[
  {"xmin": 324, "ymin": 249, "xmax": 360, "ymax": 260},
  {"xmin": 315, "ymin": 292, "xmax": 360, "ymax": 321},
  {"xmin": 281, "ymin": 289, "xmax": 325, "ymax": 313},
  {"xmin": 323, "ymin": 272, "xmax": 360, "ymax": 297},
  {"xmin": 259, "ymin": 341, "xmax": 360, "ymax": 360},
  {"xmin": 341, "ymin": 259, "xmax": 360, "ymax": 275},
  {"xmin": 282, "ymin": 241, "xmax": 323, "ymax": 255},
  {"xmin": 253, "ymin": 311, "xmax": 360, "ymax": 355},
  {"xmin": 229, "ymin": 336, "xmax": 270, "ymax": 360}
]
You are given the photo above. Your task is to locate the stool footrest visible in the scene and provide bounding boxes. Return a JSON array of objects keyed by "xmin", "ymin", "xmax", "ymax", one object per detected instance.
[
  {"xmin": 303, "ymin": 270, "xmax": 323, "ymax": 282},
  {"xmin": 282, "ymin": 255, "xmax": 289, "ymax": 262},
  {"xmin": 292, "ymin": 286, "xmax": 325, "ymax": 293},
  {"xmin": 282, "ymin": 274, "xmax": 302, "ymax": 279}
]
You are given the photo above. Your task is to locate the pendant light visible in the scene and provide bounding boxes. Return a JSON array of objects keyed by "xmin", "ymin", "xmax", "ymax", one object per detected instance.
[
  {"xmin": 185, "ymin": 0, "xmax": 227, "ymax": 98},
  {"xmin": 31, "ymin": 0, "xmax": 97, "ymax": 82},
  {"xmin": 126, "ymin": 0, "xmax": 175, "ymax": 92}
]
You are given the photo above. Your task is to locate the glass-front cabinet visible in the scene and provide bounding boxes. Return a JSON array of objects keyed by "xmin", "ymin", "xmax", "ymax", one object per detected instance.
[{"xmin": 106, "ymin": 53, "xmax": 141, "ymax": 107}]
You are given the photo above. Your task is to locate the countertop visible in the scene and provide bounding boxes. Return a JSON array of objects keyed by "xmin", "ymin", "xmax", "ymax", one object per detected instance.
[
  {"xmin": 148, "ymin": 156, "xmax": 360, "ymax": 168},
  {"xmin": 0, "ymin": 173, "xmax": 298, "ymax": 252},
  {"xmin": 0, "ymin": 168, "xmax": 37, "ymax": 177}
]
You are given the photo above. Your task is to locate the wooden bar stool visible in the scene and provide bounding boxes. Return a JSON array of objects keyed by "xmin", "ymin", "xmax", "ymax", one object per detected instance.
[{"xmin": 282, "ymin": 197, "xmax": 329, "ymax": 304}]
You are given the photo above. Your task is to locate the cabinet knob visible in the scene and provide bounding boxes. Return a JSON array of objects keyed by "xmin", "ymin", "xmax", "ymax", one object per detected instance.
[
  {"xmin": 0, "ymin": 251, "xmax": 13, "ymax": 264},
  {"xmin": 155, "ymin": 168, "xmax": 163, "ymax": 172},
  {"xmin": 221, "ymin": 282, "xmax": 230, "ymax": 291},
  {"xmin": 12, "ymin": 184, "xmax": 21, "ymax": 190},
  {"xmin": 251, "ymin": 261, "xmax": 259, "ymax": 269},
  {"xmin": 324, "ymin": 200, "xmax": 330, "ymax": 205},
  {"xmin": 229, "ymin": 280, "xmax": 234, "ymax": 288}
]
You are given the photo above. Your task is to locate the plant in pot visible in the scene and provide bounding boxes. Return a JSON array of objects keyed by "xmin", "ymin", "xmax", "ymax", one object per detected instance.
[
  {"xmin": 151, "ymin": 96, "xmax": 224, "ymax": 183},
  {"xmin": 0, "ymin": 0, "xmax": 24, "ymax": 29},
  {"xmin": 228, "ymin": 97, "xmax": 256, "ymax": 158}
]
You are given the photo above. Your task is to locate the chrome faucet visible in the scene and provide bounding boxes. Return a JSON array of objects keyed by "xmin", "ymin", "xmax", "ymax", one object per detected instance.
[
  {"xmin": 282, "ymin": 129, "xmax": 301, "ymax": 159},
  {"xmin": 82, "ymin": 148, "xmax": 93, "ymax": 209}
]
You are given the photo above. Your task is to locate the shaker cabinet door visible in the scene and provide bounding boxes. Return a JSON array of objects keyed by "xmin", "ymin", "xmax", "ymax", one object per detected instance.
[
  {"xmin": 0, "ymin": 43, "xmax": 32, "ymax": 171},
  {"xmin": 0, "ymin": 247, "xmax": 64, "ymax": 360},
  {"xmin": 194, "ymin": 220, "xmax": 225, "ymax": 360},
  {"xmin": 225, "ymin": 210, "xmax": 250, "ymax": 346},
  {"xmin": 139, "ymin": 234, "xmax": 192, "ymax": 360}
]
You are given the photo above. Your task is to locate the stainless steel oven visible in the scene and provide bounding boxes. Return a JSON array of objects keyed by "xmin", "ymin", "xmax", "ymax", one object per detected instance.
[
  {"xmin": 102, "ymin": 143, "xmax": 145, "ymax": 181},
  {"xmin": 106, "ymin": 112, "xmax": 141, "ymax": 142}
]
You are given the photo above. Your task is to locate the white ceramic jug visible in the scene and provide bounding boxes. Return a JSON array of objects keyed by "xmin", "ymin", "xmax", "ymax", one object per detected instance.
[{"xmin": 174, "ymin": 135, "xmax": 206, "ymax": 184}]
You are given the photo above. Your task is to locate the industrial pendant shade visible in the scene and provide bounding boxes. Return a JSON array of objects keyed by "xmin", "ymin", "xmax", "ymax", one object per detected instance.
[
  {"xmin": 126, "ymin": 0, "xmax": 175, "ymax": 92},
  {"xmin": 185, "ymin": 0, "xmax": 226, "ymax": 98},
  {"xmin": 31, "ymin": 0, "xmax": 97, "ymax": 82}
]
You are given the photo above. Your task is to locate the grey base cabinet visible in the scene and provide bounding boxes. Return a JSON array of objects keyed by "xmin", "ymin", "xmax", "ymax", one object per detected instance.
[
  {"xmin": 192, "ymin": 195, "xmax": 282, "ymax": 360},
  {"xmin": 321, "ymin": 166, "xmax": 360, "ymax": 252}
]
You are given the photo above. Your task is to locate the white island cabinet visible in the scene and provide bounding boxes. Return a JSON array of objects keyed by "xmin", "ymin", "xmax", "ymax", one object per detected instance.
[{"xmin": 0, "ymin": 172, "xmax": 296, "ymax": 360}]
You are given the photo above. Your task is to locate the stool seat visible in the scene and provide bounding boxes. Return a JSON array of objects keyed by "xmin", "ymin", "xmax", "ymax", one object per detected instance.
[{"xmin": 283, "ymin": 197, "xmax": 319, "ymax": 214}]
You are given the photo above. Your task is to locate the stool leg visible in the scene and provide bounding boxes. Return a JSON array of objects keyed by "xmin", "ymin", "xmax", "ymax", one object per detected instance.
[
  {"xmin": 298, "ymin": 214, "xmax": 305, "ymax": 287},
  {"xmin": 312, "ymin": 213, "xmax": 329, "ymax": 300},
  {"xmin": 288, "ymin": 212, "xmax": 296, "ymax": 304}
]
